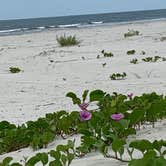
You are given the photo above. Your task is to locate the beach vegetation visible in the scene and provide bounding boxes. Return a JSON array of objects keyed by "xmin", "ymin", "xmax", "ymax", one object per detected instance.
[
  {"xmin": 101, "ymin": 50, "xmax": 114, "ymax": 57},
  {"xmin": 142, "ymin": 56, "xmax": 161, "ymax": 62},
  {"xmin": 110, "ymin": 72, "xmax": 127, "ymax": 80},
  {"xmin": 56, "ymin": 34, "xmax": 80, "ymax": 47},
  {"xmin": 127, "ymin": 50, "xmax": 136, "ymax": 55},
  {"xmin": 9, "ymin": 67, "xmax": 21, "ymax": 73},
  {"xmin": 130, "ymin": 58, "xmax": 138, "ymax": 64},
  {"xmin": 1, "ymin": 90, "xmax": 166, "ymax": 165},
  {"xmin": 124, "ymin": 29, "xmax": 140, "ymax": 38}
]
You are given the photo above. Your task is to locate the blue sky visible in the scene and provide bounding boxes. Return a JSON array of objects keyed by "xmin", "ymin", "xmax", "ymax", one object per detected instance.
[{"xmin": 1, "ymin": 0, "xmax": 166, "ymax": 20}]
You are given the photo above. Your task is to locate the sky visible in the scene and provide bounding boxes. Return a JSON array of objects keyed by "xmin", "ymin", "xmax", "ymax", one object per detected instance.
[{"xmin": 0, "ymin": 0, "xmax": 166, "ymax": 20}]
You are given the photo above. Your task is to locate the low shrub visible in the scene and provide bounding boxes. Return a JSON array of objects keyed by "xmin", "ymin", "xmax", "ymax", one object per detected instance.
[
  {"xmin": 110, "ymin": 72, "xmax": 127, "ymax": 80},
  {"xmin": 56, "ymin": 34, "xmax": 80, "ymax": 47},
  {"xmin": 130, "ymin": 58, "xmax": 138, "ymax": 64},
  {"xmin": 124, "ymin": 29, "xmax": 140, "ymax": 38},
  {"xmin": 142, "ymin": 56, "xmax": 161, "ymax": 62},
  {"xmin": 1, "ymin": 90, "xmax": 166, "ymax": 165},
  {"xmin": 101, "ymin": 50, "xmax": 114, "ymax": 57},
  {"xmin": 127, "ymin": 50, "xmax": 136, "ymax": 55},
  {"xmin": 9, "ymin": 67, "xmax": 21, "ymax": 73}
]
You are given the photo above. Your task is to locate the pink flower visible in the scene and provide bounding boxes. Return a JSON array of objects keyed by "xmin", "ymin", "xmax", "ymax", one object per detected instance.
[
  {"xmin": 80, "ymin": 110, "xmax": 92, "ymax": 121},
  {"xmin": 111, "ymin": 113, "xmax": 124, "ymax": 121},
  {"xmin": 79, "ymin": 102, "xmax": 89, "ymax": 111},
  {"xmin": 127, "ymin": 93, "xmax": 133, "ymax": 100}
]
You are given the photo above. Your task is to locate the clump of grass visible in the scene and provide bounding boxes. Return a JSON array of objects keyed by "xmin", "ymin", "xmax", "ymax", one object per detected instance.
[
  {"xmin": 56, "ymin": 34, "xmax": 80, "ymax": 47},
  {"xmin": 110, "ymin": 72, "xmax": 127, "ymax": 80},
  {"xmin": 142, "ymin": 56, "xmax": 161, "ymax": 62},
  {"xmin": 9, "ymin": 67, "xmax": 21, "ymax": 73},
  {"xmin": 127, "ymin": 50, "xmax": 136, "ymax": 55},
  {"xmin": 101, "ymin": 50, "xmax": 114, "ymax": 57},
  {"xmin": 124, "ymin": 29, "xmax": 140, "ymax": 38},
  {"xmin": 130, "ymin": 58, "xmax": 138, "ymax": 64}
]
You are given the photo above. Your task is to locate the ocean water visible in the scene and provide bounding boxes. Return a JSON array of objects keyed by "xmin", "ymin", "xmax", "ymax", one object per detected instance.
[{"xmin": 0, "ymin": 9, "xmax": 166, "ymax": 35}]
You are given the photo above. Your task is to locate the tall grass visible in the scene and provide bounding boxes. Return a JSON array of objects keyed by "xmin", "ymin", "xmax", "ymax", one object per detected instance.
[{"xmin": 56, "ymin": 34, "xmax": 80, "ymax": 47}]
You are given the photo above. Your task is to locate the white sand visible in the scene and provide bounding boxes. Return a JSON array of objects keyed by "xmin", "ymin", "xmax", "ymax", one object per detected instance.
[{"xmin": 0, "ymin": 20, "xmax": 166, "ymax": 165}]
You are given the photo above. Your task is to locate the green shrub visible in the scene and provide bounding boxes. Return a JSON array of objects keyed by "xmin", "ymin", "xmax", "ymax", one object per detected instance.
[
  {"xmin": 110, "ymin": 72, "xmax": 127, "ymax": 80},
  {"xmin": 56, "ymin": 34, "xmax": 80, "ymax": 47},
  {"xmin": 9, "ymin": 67, "xmax": 21, "ymax": 73},
  {"xmin": 127, "ymin": 50, "xmax": 136, "ymax": 55},
  {"xmin": 142, "ymin": 56, "xmax": 161, "ymax": 62},
  {"xmin": 101, "ymin": 50, "xmax": 114, "ymax": 57},
  {"xmin": 130, "ymin": 58, "xmax": 138, "ymax": 64},
  {"xmin": 124, "ymin": 29, "xmax": 140, "ymax": 38}
]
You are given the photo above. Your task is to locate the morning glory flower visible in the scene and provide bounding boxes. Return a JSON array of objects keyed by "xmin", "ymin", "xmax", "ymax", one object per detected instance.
[
  {"xmin": 80, "ymin": 110, "xmax": 92, "ymax": 121},
  {"xmin": 111, "ymin": 113, "xmax": 124, "ymax": 121},
  {"xmin": 127, "ymin": 93, "xmax": 133, "ymax": 100},
  {"xmin": 79, "ymin": 102, "xmax": 89, "ymax": 111}
]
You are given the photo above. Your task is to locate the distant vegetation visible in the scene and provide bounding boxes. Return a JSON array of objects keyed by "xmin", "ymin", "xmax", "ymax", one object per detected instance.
[
  {"xmin": 110, "ymin": 72, "xmax": 127, "ymax": 80},
  {"xmin": 127, "ymin": 50, "xmax": 136, "ymax": 55},
  {"xmin": 56, "ymin": 34, "xmax": 80, "ymax": 47},
  {"xmin": 124, "ymin": 29, "xmax": 140, "ymax": 38},
  {"xmin": 9, "ymin": 67, "xmax": 21, "ymax": 73},
  {"xmin": 130, "ymin": 58, "xmax": 138, "ymax": 64},
  {"xmin": 142, "ymin": 56, "xmax": 161, "ymax": 62},
  {"xmin": 101, "ymin": 50, "xmax": 114, "ymax": 57}
]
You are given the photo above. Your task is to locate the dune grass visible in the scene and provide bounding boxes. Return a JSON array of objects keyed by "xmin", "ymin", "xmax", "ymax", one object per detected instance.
[{"xmin": 56, "ymin": 34, "xmax": 80, "ymax": 47}]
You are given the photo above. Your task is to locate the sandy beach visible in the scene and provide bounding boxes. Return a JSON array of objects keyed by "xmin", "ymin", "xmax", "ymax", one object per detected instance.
[{"xmin": 0, "ymin": 20, "xmax": 166, "ymax": 165}]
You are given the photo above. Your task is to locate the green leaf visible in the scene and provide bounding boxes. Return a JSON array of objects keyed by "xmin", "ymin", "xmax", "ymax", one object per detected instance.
[
  {"xmin": 26, "ymin": 156, "xmax": 40, "ymax": 166},
  {"xmin": 112, "ymin": 139, "xmax": 125, "ymax": 156},
  {"xmin": 90, "ymin": 90, "xmax": 105, "ymax": 102},
  {"xmin": 49, "ymin": 150, "xmax": 61, "ymax": 160},
  {"xmin": 162, "ymin": 150, "xmax": 166, "ymax": 155},
  {"xmin": 78, "ymin": 128, "xmax": 92, "ymax": 136},
  {"xmin": 153, "ymin": 140, "xmax": 163, "ymax": 152},
  {"xmin": 129, "ymin": 140, "xmax": 153, "ymax": 154},
  {"xmin": 156, "ymin": 158, "xmax": 166, "ymax": 165},
  {"xmin": 66, "ymin": 92, "xmax": 81, "ymax": 105},
  {"xmin": 129, "ymin": 109, "xmax": 145, "ymax": 126},
  {"xmin": 2, "ymin": 157, "xmax": 13, "ymax": 165},
  {"xmin": 56, "ymin": 145, "xmax": 66, "ymax": 152},
  {"xmin": 144, "ymin": 150, "xmax": 157, "ymax": 158},
  {"xmin": 36, "ymin": 153, "xmax": 48, "ymax": 165},
  {"xmin": 61, "ymin": 154, "xmax": 67, "ymax": 165},
  {"xmin": 67, "ymin": 153, "xmax": 74, "ymax": 165},
  {"xmin": 67, "ymin": 140, "xmax": 75, "ymax": 149},
  {"xmin": 129, "ymin": 159, "xmax": 144, "ymax": 166},
  {"xmin": 49, "ymin": 160, "xmax": 62, "ymax": 166},
  {"xmin": 82, "ymin": 90, "xmax": 89, "ymax": 102},
  {"xmin": 11, "ymin": 163, "xmax": 22, "ymax": 166}
]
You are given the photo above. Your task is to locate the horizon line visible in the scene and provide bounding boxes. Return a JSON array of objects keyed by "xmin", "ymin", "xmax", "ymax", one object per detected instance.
[{"xmin": 0, "ymin": 8, "xmax": 166, "ymax": 22}]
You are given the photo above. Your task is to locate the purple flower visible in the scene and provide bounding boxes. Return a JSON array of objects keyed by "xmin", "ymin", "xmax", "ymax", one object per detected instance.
[
  {"xmin": 80, "ymin": 110, "xmax": 92, "ymax": 121},
  {"xmin": 111, "ymin": 113, "xmax": 124, "ymax": 121},
  {"xmin": 127, "ymin": 93, "xmax": 133, "ymax": 100},
  {"xmin": 79, "ymin": 102, "xmax": 89, "ymax": 111}
]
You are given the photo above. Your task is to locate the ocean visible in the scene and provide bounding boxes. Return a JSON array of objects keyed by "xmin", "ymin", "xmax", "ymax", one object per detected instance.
[{"xmin": 0, "ymin": 9, "xmax": 166, "ymax": 36}]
